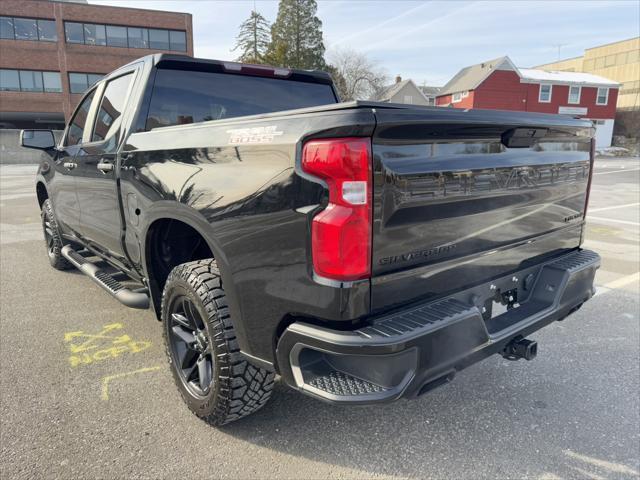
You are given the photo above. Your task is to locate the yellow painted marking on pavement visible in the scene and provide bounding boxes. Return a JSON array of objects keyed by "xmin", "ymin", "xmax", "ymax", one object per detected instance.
[
  {"xmin": 64, "ymin": 322, "xmax": 123, "ymax": 340},
  {"xmin": 64, "ymin": 323, "xmax": 152, "ymax": 368},
  {"xmin": 537, "ymin": 474, "xmax": 563, "ymax": 480},
  {"xmin": 593, "ymin": 167, "xmax": 640, "ymax": 175},
  {"xmin": 69, "ymin": 335, "xmax": 132, "ymax": 354},
  {"xmin": 588, "ymin": 202, "xmax": 640, "ymax": 213},
  {"xmin": 564, "ymin": 450, "xmax": 639, "ymax": 475},
  {"xmin": 587, "ymin": 216, "xmax": 640, "ymax": 227},
  {"xmin": 587, "ymin": 225, "xmax": 620, "ymax": 235},
  {"xmin": 570, "ymin": 466, "xmax": 605, "ymax": 480},
  {"xmin": 602, "ymin": 271, "xmax": 640, "ymax": 290},
  {"xmin": 101, "ymin": 366, "xmax": 162, "ymax": 401}
]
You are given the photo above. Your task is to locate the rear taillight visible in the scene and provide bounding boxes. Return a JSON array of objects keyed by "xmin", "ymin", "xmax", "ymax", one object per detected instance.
[{"xmin": 302, "ymin": 137, "xmax": 372, "ymax": 282}]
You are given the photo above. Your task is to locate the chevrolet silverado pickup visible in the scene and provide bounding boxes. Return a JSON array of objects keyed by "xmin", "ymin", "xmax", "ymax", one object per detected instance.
[{"xmin": 22, "ymin": 54, "xmax": 600, "ymax": 425}]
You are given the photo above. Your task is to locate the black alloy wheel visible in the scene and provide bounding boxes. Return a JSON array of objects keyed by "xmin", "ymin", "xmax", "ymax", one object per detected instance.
[
  {"xmin": 168, "ymin": 295, "xmax": 214, "ymax": 397},
  {"xmin": 161, "ymin": 259, "xmax": 275, "ymax": 425},
  {"xmin": 43, "ymin": 215, "xmax": 56, "ymax": 260},
  {"xmin": 41, "ymin": 199, "xmax": 71, "ymax": 270}
]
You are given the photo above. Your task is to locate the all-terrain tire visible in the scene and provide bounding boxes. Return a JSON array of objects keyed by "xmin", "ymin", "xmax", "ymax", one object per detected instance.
[
  {"xmin": 41, "ymin": 199, "xmax": 71, "ymax": 270},
  {"xmin": 161, "ymin": 259, "xmax": 275, "ymax": 426}
]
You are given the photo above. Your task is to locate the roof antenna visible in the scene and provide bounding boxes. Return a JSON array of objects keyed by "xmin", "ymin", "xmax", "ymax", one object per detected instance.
[{"xmin": 552, "ymin": 43, "xmax": 568, "ymax": 62}]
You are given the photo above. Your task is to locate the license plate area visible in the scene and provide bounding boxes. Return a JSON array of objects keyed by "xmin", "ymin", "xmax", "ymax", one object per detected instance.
[{"xmin": 482, "ymin": 288, "xmax": 520, "ymax": 321}]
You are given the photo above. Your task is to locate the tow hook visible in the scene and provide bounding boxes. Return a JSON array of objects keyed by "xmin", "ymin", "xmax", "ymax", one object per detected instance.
[{"xmin": 501, "ymin": 336, "xmax": 538, "ymax": 361}]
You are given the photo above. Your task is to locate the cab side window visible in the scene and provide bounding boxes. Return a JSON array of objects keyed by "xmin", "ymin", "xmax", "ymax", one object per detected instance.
[
  {"xmin": 92, "ymin": 73, "xmax": 133, "ymax": 142},
  {"xmin": 66, "ymin": 90, "xmax": 95, "ymax": 146}
]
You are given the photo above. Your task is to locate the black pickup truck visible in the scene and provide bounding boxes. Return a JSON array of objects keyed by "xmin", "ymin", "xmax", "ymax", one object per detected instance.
[{"xmin": 22, "ymin": 54, "xmax": 600, "ymax": 425}]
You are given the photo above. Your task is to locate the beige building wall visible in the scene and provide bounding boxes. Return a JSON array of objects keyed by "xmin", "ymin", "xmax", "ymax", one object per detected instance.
[
  {"xmin": 537, "ymin": 56, "xmax": 583, "ymax": 72},
  {"xmin": 536, "ymin": 37, "xmax": 639, "ymax": 110}
]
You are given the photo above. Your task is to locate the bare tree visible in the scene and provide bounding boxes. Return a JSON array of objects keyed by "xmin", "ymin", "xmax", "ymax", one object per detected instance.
[{"xmin": 326, "ymin": 47, "xmax": 388, "ymax": 101}]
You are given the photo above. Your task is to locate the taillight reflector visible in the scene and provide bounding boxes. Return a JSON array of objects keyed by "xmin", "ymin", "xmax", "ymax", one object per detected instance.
[{"xmin": 302, "ymin": 138, "xmax": 372, "ymax": 282}]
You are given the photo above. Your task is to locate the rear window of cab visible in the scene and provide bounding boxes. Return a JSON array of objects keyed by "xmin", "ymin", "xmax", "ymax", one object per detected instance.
[{"xmin": 146, "ymin": 68, "xmax": 337, "ymax": 130}]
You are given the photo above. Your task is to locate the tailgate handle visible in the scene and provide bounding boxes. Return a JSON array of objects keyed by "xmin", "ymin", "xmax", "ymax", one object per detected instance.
[{"xmin": 502, "ymin": 128, "xmax": 547, "ymax": 148}]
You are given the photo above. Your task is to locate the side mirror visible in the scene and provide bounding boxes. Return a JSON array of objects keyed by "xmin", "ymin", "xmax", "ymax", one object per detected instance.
[{"xmin": 20, "ymin": 130, "xmax": 56, "ymax": 150}]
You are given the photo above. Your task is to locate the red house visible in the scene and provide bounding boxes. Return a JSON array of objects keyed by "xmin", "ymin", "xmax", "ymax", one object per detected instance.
[{"xmin": 436, "ymin": 56, "xmax": 620, "ymax": 147}]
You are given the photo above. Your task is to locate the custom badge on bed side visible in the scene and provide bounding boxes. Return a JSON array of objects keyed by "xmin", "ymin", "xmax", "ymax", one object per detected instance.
[{"xmin": 227, "ymin": 126, "xmax": 284, "ymax": 144}]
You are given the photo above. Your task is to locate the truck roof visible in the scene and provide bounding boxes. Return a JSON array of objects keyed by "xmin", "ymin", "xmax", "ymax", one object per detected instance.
[{"xmin": 113, "ymin": 53, "xmax": 334, "ymax": 86}]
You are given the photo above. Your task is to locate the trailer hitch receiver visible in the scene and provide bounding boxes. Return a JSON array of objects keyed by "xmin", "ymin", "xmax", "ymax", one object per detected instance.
[{"xmin": 501, "ymin": 336, "xmax": 538, "ymax": 361}]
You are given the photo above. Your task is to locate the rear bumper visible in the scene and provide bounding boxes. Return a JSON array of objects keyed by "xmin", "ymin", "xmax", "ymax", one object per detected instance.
[{"xmin": 276, "ymin": 249, "xmax": 600, "ymax": 404}]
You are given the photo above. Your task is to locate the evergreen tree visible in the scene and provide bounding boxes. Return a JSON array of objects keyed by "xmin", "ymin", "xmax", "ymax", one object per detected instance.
[
  {"xmin": 267, "ymin": 0, "xmax": 326, "ymax": 70},
  {"xmin": 232, "ymin": 10, "xmax": 271, "ymax": 64}
]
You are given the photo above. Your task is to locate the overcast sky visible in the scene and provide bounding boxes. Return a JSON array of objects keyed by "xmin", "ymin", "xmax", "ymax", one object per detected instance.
[{"xmin": 91, "ymin": 0, "xmax": 640, "ymax": 87}]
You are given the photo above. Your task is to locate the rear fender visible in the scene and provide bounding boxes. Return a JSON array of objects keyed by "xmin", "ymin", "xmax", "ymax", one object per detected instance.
[{"xmin": 139, "ymin": 202, "xmax": 245, "ymax": 348}]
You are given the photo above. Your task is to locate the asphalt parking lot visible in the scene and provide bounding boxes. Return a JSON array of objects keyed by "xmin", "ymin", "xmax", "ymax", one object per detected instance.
[{"xmin": 1, "ymin": 158, "xmax": 638, "ymax": 480}]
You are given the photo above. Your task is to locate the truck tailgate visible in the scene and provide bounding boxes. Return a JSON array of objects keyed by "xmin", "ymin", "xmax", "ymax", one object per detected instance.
[{"xmin": 370, "ymin": 107, "xmax": 593, "ymax": 311}]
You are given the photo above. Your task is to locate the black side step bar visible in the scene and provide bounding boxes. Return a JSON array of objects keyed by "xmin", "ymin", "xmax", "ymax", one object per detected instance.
[{"xmin": 61, "ymin": 245, "xmax": 149, "ymax": 309}]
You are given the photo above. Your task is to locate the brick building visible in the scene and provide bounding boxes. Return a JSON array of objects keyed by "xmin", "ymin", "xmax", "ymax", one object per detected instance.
[
  {"xmin": 536, "ymin": 37, "xmax": 639, "ymax": 139},
  {"xmin": 0, "ymin": 0, "xmax": 193, "ymax": 129},
  {"xmin": 436, "ymin": 56, "xmax": 620, "ymax": 147}
]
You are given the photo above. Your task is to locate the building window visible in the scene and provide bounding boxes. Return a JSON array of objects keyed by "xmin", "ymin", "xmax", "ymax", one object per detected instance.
[
  {"xmin": 83, "ymin": 23, "xmax": 107, "ymax": 46},
  {"xmin": 452, "ymin": 92, "xmax": 462, "ymax": 103},
  {"xmin": 596, "ymin": 87, "xmax": 609, "ymax": 105},
  {"xmin": 13, "ymin": 18, "xmax": 38, "ymax": 41},
  {"xmin": 0, "ymin": 17, "xmax": 13, "ymax": 39},
  {"xmin": 106, "ymin": 25, "xmax": 128, "ymax": 47},
  {"xmin": 19, "ymin": 70, "xmax": 43, "ymax": 92},
  {"xmin": 0, "ymin": 69, "xmax": 20, "ymax": 91},
  {"xmin": 568, "ymin": 86, "xmax": 581, "ymax": 104},
  {"xmin": 65, "ymin": 22, "xmax": 84, "ymax": 43},
  {"xmin": 169, "ymin": 30, "xmax": 186, "ymax": 52},
  {"xmin": 69, "ymin": 73, "xmax": 87, "ymax": 94},
  {"xmin": 62, "ymin": 21, "xmax": 187, "ymax": 52},
  {"xmin": 403, "ymin": 95, "xmax": 413, "ymax": 104},
  {"xmin": 539, "ymin": 84, "xmax": 552, "ymax": 103},
  {"xmin": 461, "ymin": 91, "xmax": 469, "ymax": 98},
  {"xmin": 0, "ymin": 17, "xmax": 56, "ymax": 42},
  {"xmin": 149, "ymin": 29, "xmax": 169, "ymax": 49},
  {"xmin": 37, "ymin": 20, "xmax": 57, "ymax": 41},
  {"xmin": 42, "ymin": 72, "xmax": 62, "ymax": 92},
  {"xmin": 0, "ymin": 69, "xmax": 62, "ymax": 92},
  {"xmin": 127, "ymin": 27, "xmax": 148, "ymax": 48},
  {"xmin": 68, "ymin": 73, "xmax": 103, "ymax": 94}
]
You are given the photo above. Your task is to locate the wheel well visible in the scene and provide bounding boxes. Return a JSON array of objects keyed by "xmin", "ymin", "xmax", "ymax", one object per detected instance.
[
  {"xmin": 36, "ymin": 182, "xmax": 48, "ymax": 208},
  {"xmin": 145, "ymin": 218, "xmax": 214, "ymax": 318}
]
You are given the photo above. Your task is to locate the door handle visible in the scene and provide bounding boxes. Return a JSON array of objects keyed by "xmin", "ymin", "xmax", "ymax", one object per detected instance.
[
  {"xmin": 97, "ymin": 161, "xmax": 114, "ymax": 173},
  {"xmin": 63, "ymin": 162, "xmax": 77, "ymax": 170}
]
